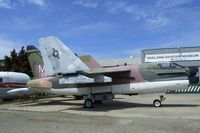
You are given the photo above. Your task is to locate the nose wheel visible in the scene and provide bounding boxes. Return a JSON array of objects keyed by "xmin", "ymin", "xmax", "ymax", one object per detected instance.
[
  {"xmin": 153, "ymin": 99, "xmax": 161, "ymax": 107},
  {"xmin": 153, "ymin": 95, "xmax": 166, "ymax": 107}
]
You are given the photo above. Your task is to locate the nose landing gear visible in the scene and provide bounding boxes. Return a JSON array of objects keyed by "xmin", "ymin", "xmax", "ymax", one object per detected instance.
[{"xmin": 153, "ymin": 95, "xmax": 166, "ymax": 107}]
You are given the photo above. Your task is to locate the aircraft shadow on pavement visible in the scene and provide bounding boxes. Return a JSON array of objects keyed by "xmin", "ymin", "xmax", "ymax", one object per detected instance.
[
  {"xmin": 72, "ymin": 100, "xmax": 200, "ymax": 112},
  {"xmin": 17, "ymin": 98, "xmax": 200, "ymax": 111},
  {"xmin": 17, "ymin": 98, "xmax": 83, "ymax": 107}
]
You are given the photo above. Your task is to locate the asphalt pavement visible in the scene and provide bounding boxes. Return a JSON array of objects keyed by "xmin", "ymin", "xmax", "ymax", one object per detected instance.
[{"xmin": 0, "ymin": 94, "xmax": 200, "ymax": 133}]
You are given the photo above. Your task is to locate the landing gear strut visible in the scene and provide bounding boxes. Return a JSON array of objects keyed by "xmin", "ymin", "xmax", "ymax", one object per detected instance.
[{"xmin": 153, "ymin": 95, "xmax": 166, "ymax": 107}]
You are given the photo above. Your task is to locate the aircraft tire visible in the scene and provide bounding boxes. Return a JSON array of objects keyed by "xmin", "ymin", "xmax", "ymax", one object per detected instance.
[
  {"xmin": 153, "ymin": 99, "xmax": 161, "ymax": 107},
  {"xmin": 84, "ymin": 99, "xmax": 94, "ymax": 108}
]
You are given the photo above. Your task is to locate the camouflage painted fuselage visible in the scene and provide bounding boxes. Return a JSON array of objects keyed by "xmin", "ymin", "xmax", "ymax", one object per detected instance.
[
  {"xmin": 27, "ymin": 63, "xmax": 188, "ymax": 95},
  {"xmin": 26, "ymin": 39, "xmax": 189, "ymax": 96}
]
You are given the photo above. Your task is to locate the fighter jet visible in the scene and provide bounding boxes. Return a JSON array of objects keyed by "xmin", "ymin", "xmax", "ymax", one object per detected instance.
[
  {"xmin": 20, "ymin": 36, "xmax": 195, "ymax": 108},
  {"xmin": 0, "ymin": 72, "xmax": 30, "ymax": 101}
]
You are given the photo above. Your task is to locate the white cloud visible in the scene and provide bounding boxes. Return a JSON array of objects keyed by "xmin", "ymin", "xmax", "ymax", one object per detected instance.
[
  {"xmin": 146, "ymin": 15, "xmax": 169, "ymax": 29},
  {"xmin": 73, "ymin": 0, "xmax": 98, "ymax": 8},
  {"xmin": 63, "ymin": 22, "xmax": 115, "ymax": 36},
  {"xmin": 106, "ymin": 1, "xmax": 148, "ymax": 18},
  {"xmin": 78, "ymin": 22, "xmax": 114, "ymax": 31},
  {"xmin": 0, "ymin": 37, "xmax": 23, "ymax": 59},
  {"xmin": 26, "ymin": 0, "xmax": 45, "ymax": 6},
  {"xmin": 13, "ymin": 17, "xmax": 42, "ymax": 30},
  {"xmin": 0, "ymin": 17, "xmax": 42, "ymax": 31},
  {"xmin": 156, "ymin": 0, "xmax": 194, "ymax": 9},
  {"xmin": 105, "ymin": 0, "xmax": 194, "ymax": 29},
  {"xmin": 105, "ymin": 1, "xmax": 164, "ymax": 28},
  {"xmin": 0, "ymin": 0, "xmax": 46, "ymax": 9},
  {"xmin": 108, "ymin": 2, "xmax": 150, "ymax": 22},
  {"xmin": 0, "ymin": 0, "xmax": 12, "ymax": 9},
  {"xmin": 160, "ymin": 31, "xmax": 200, "ymax": 48}
]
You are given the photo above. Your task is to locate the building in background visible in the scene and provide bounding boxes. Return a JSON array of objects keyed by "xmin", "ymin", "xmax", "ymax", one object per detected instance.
[
  {"xmin": 141, "ymin": 46, "xmax": 200, "ymax": 67},
  {"xmin": 98, "ymin": 57, "xmax": 140, "ymax": 67},
  {"xmin": 141, "ymin": 46, "xmax": 200, "ymax": 78},
  {"xmin": 141, "ymin": 46, "xmax": 200, "ymax": 93},
  {"xmin": 98, "ymin": 46, "xmax": 200, "ymax": 93}
]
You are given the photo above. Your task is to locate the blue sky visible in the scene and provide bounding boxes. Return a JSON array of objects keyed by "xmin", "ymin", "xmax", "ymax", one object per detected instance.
[{"xmin": 0, "ymin": 0, "xmax": 200, "ymax": 59}]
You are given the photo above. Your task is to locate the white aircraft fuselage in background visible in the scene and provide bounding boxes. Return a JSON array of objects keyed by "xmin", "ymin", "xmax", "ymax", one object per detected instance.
[{"xmin": 0, "ymin": 72, "xmax": 30, "ymax": 100}]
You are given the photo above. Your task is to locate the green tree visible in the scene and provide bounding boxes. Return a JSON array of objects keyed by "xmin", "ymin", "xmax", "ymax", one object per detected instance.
[
  {"xmin": 3, "ymin": 55, "xmax": 12, "ymax": 71},
  {"xmin": 11, "ymin": 49, "xmax": 19, "ymax": 72},
  {"xmin": 1, "ymin": 47, "xmax": 33, "ymax": 77}
]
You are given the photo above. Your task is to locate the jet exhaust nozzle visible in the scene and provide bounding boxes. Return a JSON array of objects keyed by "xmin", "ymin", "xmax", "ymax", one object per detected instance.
[
  {"xmin": 172, "ymin": 63, "xmax": 199, "ymax": 84},
  {"xmin": 186, "ymin": 68, "xmax": 199, "ymax": 84}
]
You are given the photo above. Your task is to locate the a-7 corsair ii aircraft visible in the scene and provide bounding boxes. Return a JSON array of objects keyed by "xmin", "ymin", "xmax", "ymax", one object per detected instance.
[{"xmin": 12, "ymin": 36, "xmax": 197, "ymax": 108}]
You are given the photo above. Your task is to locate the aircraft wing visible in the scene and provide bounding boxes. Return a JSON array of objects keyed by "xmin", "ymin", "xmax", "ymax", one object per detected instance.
[
  {"xmin": 82, "ymin": 66, "xmax": 132, "ymax": 83},
  {"xmin": 86, "ymin": 66, "xmax": 132, "ymax": 75}
]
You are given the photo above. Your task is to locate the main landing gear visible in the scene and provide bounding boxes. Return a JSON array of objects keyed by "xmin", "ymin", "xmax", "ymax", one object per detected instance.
[
  {"xmin": 83, "ymin": 93, "xmax": 111, "ymax": 108},
  {"xmin": 84, "ymin": 94, "xmax": 103, "ymax": 108},
  {"xmin": 153, "ymin": 95, "xmax": 166, "ymax": 107},
  {"xmin": 83, "ymin": 98, "xmax": 104, "ymax": 108},
  {"xmin": 84, "ymin": 98, "xmax": 94, "ymax": 108}
]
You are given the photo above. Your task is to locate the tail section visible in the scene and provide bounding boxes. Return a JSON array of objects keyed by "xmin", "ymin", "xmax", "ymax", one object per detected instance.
[
  {"xmin": 39, "ymin": 36, "xmax": 89, "ymax": 75},
  {"xmin": 27, "ymin": 45, "xmax": 46, "ymax": 78}
]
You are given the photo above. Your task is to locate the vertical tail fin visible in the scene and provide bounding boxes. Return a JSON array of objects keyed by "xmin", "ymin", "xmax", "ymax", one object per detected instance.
[
  {"xmin": 26, "ymin": 45, "xmax": 46, "ymax": 78},
  {"xmin": 39, "ymin": 36, "xmax": 89, "ymax": 75}
]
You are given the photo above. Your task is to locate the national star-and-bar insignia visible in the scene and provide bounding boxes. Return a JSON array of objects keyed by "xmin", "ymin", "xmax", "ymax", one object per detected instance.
[{"xmin": 52, "ymin": 48, "xmax": 60, "ymax": 59}]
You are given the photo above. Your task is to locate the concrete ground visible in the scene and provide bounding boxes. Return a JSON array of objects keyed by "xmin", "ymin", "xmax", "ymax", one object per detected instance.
[{"xmin": 0, "ymin": 94, "xmax": 200, "ymax": 133}]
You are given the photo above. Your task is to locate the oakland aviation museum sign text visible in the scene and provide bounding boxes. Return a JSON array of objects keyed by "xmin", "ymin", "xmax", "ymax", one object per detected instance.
[{"xmin": 145, "ymin": 52, "xmax": 200, "ymax": 62}]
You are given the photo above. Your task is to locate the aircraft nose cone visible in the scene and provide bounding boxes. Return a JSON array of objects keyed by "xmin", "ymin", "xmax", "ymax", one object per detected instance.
[{"xmin": 27, "ymin": 78, "xmax": 53, "ymax": 89}]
